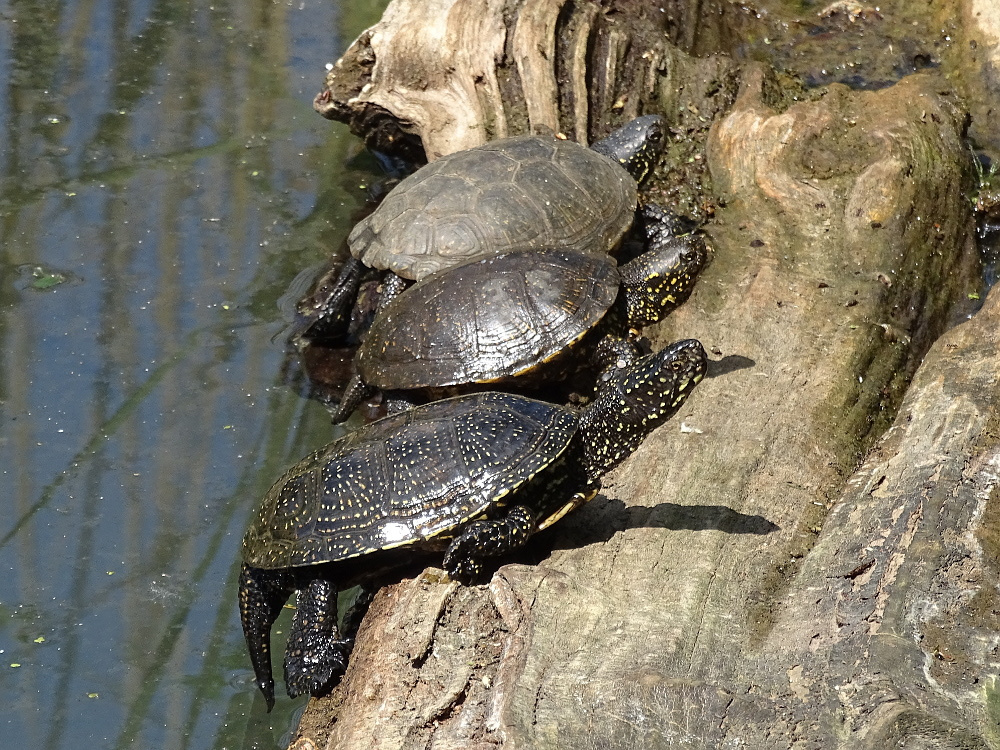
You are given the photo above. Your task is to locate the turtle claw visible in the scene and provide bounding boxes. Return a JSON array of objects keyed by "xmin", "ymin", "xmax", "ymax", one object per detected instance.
[{"xmin": 284, "ymin": 641, "xmax": 349, "ymax": 699}]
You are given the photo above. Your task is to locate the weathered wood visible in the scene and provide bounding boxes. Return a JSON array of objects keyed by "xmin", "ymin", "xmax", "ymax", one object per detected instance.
[
  {"xmin": 314, "ymin": 0, "xmax": 743, "ymax": 219},
  {"xmin": 754, "ymin": 276, "xmax": 1000, "ymax": 747},
  {"xmin": 933, "ymin": 0, "xmax": 1000, "ymax": 155},
  {"xmin": 293, "ymin": 3, "xmax": 991, "ymax": 737}
]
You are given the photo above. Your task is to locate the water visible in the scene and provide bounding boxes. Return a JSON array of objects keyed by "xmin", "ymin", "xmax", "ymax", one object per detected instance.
[{"xmin": 0, "ymin": 1, "xmax": 387, "ymax": 747}]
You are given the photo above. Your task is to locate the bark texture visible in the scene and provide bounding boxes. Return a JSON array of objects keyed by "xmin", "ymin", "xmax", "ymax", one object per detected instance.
[
  {"xmin": 955, "ymin": 0, "xmax": 1000, "ymax": 153},
  {"xmin": 292, "ymin": 2, "xmax": 995, "ymax": 748},
  {"xmin": 314, "ymin": 0, "xmax": 746, "ymax": 218}
]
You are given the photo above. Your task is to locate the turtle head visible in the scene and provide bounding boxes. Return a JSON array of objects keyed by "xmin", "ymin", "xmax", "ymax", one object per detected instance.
[
  {"xmin": 620, "ymin": 233, "xmax": 708, "ymax": 328},
  {"xmin": 590, "ymin": 114, "xmax": 665, "ymax": 184},
  {"xmin": 579, "ymin": 339, "xmax": 706, "ymax": 481}
]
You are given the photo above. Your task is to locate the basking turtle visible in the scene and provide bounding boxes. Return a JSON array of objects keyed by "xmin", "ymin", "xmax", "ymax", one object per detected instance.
[
  {"xmin": 329, "ymin": 219, "xmax": 707, "ymax": 422},
  {"xmin": 295, "ymin": 115, "xmax": 667, "ymax": 341},
  {"xmin": 239, "ymin": 338, "xmax": 707, "ymax": 709}
]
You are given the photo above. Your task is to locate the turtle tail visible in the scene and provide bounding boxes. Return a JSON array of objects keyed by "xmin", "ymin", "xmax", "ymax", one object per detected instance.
[
  {"xmin": 329, "ymin": 374, "xmax": 374, "ymax": 423},
  {"xmin": 238, "ymin": 563, "xmax": 295, "ymax": 712}
]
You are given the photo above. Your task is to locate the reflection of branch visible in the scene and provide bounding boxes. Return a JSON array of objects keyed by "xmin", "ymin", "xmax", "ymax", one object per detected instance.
[
  {"xmin": 0, "ymin": 333, "xmax": 195, "ymax": 550},
  {"xmin": 1, "ymin": 138, "xmax": 251, "ymax": 213},
  {"xmin": 112, "ymin": 475, "xmax": 245, "ymax": 750},
  {"xmin": 111, "ymin": 372, "xmax": 317, "ymax": 749}
]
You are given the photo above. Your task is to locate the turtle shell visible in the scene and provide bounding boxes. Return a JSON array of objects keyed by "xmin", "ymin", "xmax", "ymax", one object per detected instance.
[
  {"xmin": 356, "ymin": 249, "xmax": 620, "ymax": 390},
  {"xmin": 347, "ymin": 135, "xmax": 637, "ymax": 281},
  {"xmin": 241, "ymin": 392, "xmax": 579, "ymax": 570}
]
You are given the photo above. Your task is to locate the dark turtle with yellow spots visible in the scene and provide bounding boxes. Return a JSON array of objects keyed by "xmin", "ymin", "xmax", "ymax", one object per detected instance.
[
  {"xmin": 238, "ymin": 338, "xmax": 707, "ymax": 710},
  {"xmin": 294, "ymin": 115, "xmax": 669, "ymax": 342},
  {"xmin": 329, "ymin": 217, "xmax": 707, "ymax": 422}
]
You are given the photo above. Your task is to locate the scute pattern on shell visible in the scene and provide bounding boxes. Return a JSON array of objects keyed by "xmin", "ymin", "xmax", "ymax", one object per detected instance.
[
  {"xmin": 347, "ymin": 135, "xmax": 637, "ymax": 281},
  {"xmin": 241, "ymin": 392, "xmax": 580, "ymax": 570},
  {"xmin": 358, "ymin": 250, "xmax": 620, "ymax": 389}
]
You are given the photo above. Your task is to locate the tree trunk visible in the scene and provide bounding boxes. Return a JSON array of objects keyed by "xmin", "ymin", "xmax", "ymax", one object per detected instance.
[
  {"xmin": 293, "ymin": 1, "xmax": 994, "ymax": 748},
  {"xmin": 314, "ymin": 0, "xmax": 747, "ymax": 220}
]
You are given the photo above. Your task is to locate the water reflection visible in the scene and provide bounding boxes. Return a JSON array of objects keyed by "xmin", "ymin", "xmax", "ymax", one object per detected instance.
[{"xmin": 0, "ymin": 0, "xmax": 386, "ymax": 747}]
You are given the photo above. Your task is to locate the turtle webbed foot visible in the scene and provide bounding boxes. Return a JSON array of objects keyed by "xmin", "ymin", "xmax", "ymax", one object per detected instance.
[
  {"xmin": 289, "ymin": 257, "xmax": 366, "ymax": 346},
  {"xmin": 443, "ymin": 552, "xmax": 485, "ymax": 585},
  {"xmin": 284, "ymin": 638, "xmax": 350, "ymax": 699},
  {"xmin": 443, "ymin": 505, "xmax": 536, "ymax": 584},
  {"xmin": 638, "ymin": 201, "xmax": 688, "ymax": 242}
]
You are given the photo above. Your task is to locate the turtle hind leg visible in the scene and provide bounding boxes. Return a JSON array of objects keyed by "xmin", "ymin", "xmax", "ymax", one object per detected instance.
[
  {"xmin": 239, "ymin": 564, "xmax": 295, "ymax": 712},
  {"xmin": 328, "ymin": 374, "xmax": 375, "ymax": 424},
  {"xmin": 374, "ymin": 272, "xmax": 410, "ymax": 314},
  {"xmin": 290, "ymin": 257, "xmax": 366, "ymax": 345},
  {"xmin": 283, "ymin": 578, "xmax": 350, "ymax": 699},
  {"xmin": 329, "ymin": 271, "xmax": 415, "ymax": 424},
  {"xmin": 443, "ymin": 505, "xmax": 536, "ymax": 584}
]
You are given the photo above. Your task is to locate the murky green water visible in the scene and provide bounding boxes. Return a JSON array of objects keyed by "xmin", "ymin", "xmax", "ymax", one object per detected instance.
[{"xmin": 0, "ymin": 1, "xmax": 386, "ymax": 747}]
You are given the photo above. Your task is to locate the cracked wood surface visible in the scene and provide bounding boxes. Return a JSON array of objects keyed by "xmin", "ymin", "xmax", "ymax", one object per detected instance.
[
  {"xmin": 314, "ymin": 0, "xmax": 740, "ymax": 220},
  {"xmin": 288, "ymin": 2, "xmax": 999, "ymax": 747}
]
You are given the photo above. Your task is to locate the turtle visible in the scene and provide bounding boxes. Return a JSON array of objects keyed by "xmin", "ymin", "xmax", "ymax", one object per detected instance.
[
  {"xmin": 238, "ymin": 338, "xmax": 707, "ymax": 709},
  {"xmin": 294, "ymin": 114, "xmax": 669, "ymax": 342},
  {"xmin": 328, "ymin": 213, "xmax": 707, "ymax": 422}
]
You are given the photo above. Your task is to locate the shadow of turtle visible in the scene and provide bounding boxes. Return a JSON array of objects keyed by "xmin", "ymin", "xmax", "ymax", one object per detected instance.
[
  {"xmin": 706, "ymin": 353, "xmax": 756, "ymax": 378},
  {"xmin": 517, "ymin": 494, "xmax": 779, "ymax": 566}
]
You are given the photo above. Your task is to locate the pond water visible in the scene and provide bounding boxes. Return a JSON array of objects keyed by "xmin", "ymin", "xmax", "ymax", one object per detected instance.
[
  {"xmin": 0, "ymin": 1, "xmax": 387, "ymax": 747},
  {"xmin": 7, "ymin": 2, "xmax": 1000, "ymax": 749}
]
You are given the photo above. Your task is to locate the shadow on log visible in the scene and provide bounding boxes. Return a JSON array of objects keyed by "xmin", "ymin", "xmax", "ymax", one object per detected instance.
[{"xmin": 289, "ymin": 1, "xmax": 995, "ymax": 748}]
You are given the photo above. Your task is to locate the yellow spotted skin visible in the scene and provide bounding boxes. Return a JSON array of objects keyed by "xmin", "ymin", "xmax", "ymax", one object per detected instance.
[
  {"xmin": 580, "ymin": 340, "xmax": 706, "ymax": 475},
  {"xmin": 239, "ymin": 339, "xmax": 706, "ymax": 709},
  {"xmin": 589, "ymin": 114, "xmax": 664, "ymax": 185},
  {"xmin": 620, "ymin": 232, "xmax": 707, "ymax": 328}
]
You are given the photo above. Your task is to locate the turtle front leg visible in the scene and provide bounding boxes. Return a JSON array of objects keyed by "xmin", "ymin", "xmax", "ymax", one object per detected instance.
[
  {"xmin": 283, "ymin": 578, "xmax": 350, "ymax": 699},
  {"xmin": 239, "ymin": 564, "xmax": 295, "ymax": 712},
  {"xmin": 374, "ymin": 272, "xmax": 410, "ymax": 314},
  {"xmin": 638, "ymin": 201, "xmax": 687, "ymax": 243},
  {"xmin": 443, "ymin": 505, "xmax": 536, "ymax": 584}
]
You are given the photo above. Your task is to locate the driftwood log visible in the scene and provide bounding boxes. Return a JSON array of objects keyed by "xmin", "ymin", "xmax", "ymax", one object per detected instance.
[
  {"xmin": 314, "ymin": 0, "xmax": 748, "ymax": 219},
  {"xmin": 294, "ymin": 1, "xmax": 998, "ymax": 747}
]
